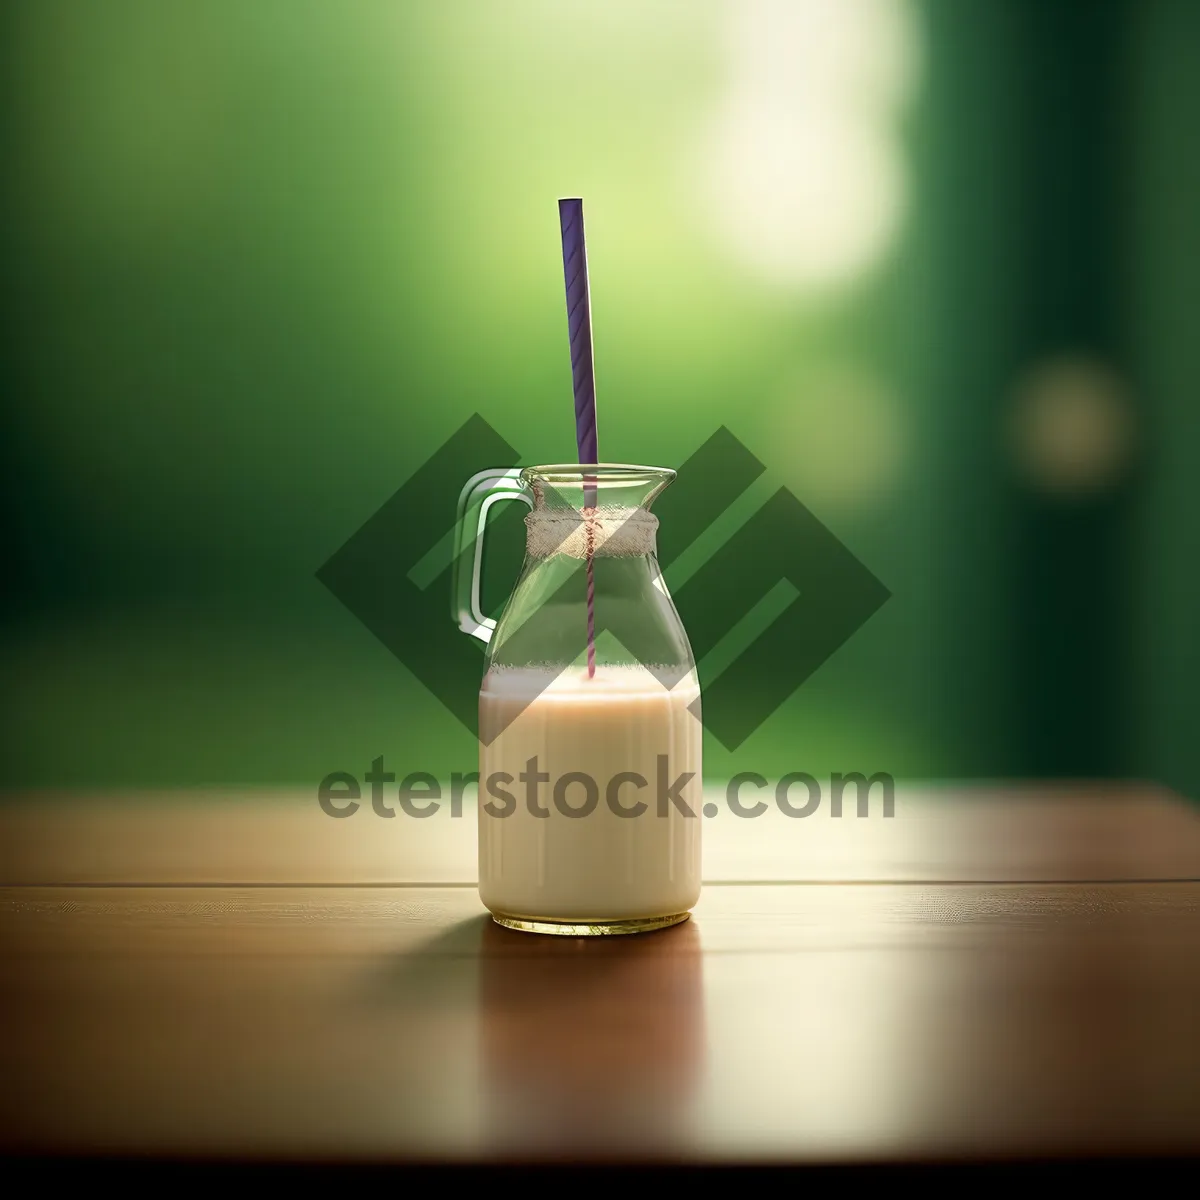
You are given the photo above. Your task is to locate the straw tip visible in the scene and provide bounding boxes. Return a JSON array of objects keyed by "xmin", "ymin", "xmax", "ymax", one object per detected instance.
[{"xmin": 558, "ymin": 196, "xmax": 583, "ymax": 206}]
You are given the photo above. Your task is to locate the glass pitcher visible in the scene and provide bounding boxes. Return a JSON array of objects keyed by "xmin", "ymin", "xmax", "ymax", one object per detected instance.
[{"xmin": 453, "ymin": 464, "xmax": 702, "ymax": 935}]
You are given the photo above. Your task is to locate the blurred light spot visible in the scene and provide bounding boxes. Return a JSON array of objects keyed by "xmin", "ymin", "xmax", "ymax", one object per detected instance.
[
  {"xmin": 775, "ymin": 365, "xmax": 907, "ymax": 509},
  {"xmin": 1010, "ymin": 358, "xmax": 1136, "ymax": 497},
  {"xmin": 723, "ymin": 0, "xmax": 924, "ymax": 115},
  {"xmin": 695, "ymin": 0, "xmax": 921, "ymax": 291},
  {"xmin": 703, "ymin": 103, "xmax": 905, "ymax": 289}
]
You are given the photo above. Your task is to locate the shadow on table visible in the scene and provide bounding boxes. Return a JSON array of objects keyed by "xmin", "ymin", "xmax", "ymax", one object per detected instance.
[
  {"xmin": 361, "ymin": 914, "xmax": 707, "ymax": 1153},
  {"xmin": 361, "ymin": 914, "xmax": 492, "ymax": 1004},
  {"xmin": 477, "ymin": 917, "xmax": 706, "ymax": 1152}
]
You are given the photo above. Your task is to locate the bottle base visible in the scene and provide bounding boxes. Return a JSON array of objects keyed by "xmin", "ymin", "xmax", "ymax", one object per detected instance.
[{"xmin": 489, "ymin": 910, "xmax": 691, "ymax": 937}]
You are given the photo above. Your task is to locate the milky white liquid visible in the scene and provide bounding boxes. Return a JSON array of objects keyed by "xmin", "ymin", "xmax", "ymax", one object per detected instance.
[{"xmin": 478, "ymin": 666, "xmax": 702, "ymax": 923}]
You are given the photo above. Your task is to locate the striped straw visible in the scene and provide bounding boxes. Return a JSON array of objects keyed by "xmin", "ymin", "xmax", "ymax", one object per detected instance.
[{"xmin": 559, "ymin": 197, "xmax": 599, "ymax": 678}]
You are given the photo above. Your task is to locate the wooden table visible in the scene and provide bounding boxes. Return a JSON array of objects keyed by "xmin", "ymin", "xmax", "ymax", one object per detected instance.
[{"xmin": 1, "ymin": 783, "xmax": 1199, "ymax": 1167}]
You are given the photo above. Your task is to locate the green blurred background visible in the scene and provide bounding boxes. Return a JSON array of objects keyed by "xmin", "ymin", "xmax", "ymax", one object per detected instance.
[{"xmin": 1, "ymin": 0, "xmax": 1196, "ymax": 797}]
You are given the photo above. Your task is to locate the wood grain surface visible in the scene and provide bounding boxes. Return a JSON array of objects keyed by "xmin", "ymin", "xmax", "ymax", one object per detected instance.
[
  {"xmin": 0, "ymin": 784, "xmax": 1198, "ymax": 1163},
  {"xmin": 2, "ymin": 782, "xmax": 1198, "ymax": 885}
]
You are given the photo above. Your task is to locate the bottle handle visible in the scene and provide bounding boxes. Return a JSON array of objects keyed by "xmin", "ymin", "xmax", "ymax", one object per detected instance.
[{"xmin": 453, "ymin": 468, "xmax": 533, "ymax": 644}]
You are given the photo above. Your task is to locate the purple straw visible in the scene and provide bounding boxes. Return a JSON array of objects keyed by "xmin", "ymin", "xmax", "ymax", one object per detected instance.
[
  {"xmin": 558, "ymin": 198, "xmax": 598, "ymax": 678},
  {"xmin": 559, "ymin": 198, "xmax": 598, "ymax": 467}
]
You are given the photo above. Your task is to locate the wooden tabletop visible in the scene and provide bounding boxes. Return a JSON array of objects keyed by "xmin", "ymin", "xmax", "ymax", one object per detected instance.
[{"xmin": 1, "ymin": 783, "xmax": 1198, "ymax": 1165}]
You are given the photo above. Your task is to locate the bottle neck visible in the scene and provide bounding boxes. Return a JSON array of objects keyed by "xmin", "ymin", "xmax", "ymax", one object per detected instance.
[{"xmin": 524, "ymin": 506, "xmax": 659, "ymax": 561}]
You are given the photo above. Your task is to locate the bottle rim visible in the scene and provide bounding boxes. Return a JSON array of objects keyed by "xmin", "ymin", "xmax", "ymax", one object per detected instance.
[{"xmin": 521, "ymin": 463, "xmax": 676, "ymax": 486}]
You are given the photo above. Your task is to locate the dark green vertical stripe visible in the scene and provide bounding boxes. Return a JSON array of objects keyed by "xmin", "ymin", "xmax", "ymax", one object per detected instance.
[
  {"xmin": 1008, "ymin": 0, "xmax": 1135, "ymax": 777},
  {"xmin": 925, "ymin": 0, "xmax": 1024, "ymax": 777}
]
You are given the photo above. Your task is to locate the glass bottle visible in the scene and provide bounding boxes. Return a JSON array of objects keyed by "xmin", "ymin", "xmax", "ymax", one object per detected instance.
[{"xmin": 453, "ymin": 464, "xmax": 702, "ymax": 934}]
